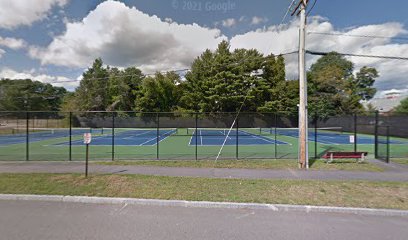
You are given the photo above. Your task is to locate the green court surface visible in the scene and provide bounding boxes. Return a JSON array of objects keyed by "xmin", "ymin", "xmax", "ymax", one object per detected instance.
[{"xmin": 0, "ymin": 128, "xmax": 407, "ymax": 161}]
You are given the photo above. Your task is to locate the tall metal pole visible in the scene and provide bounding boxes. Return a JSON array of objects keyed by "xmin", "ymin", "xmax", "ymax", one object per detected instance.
[{"xmin": 298, "ymin": 0, "xmax": 308, "ymax": 169}]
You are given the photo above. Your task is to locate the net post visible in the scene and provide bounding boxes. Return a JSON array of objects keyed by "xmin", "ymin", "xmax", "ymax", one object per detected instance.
[
  {"xmin": 195, "ymin": 112, "xmax": 198, "ymax": 161},
  {"xmin": 354, "ymin": 114, "xmax": 357, "ymax": 152},
  {"xmin": 112, "ymin": 112, "xmax": 115, "ymax": 161},
  {"xmin": 374, "ymin": 111, "xmax": 379, "ymax": 158},
  {"xmin": 156, "ymin": 113, "xmax": 159, "ymax": 160},
  {"xmin": 387, "ymin": 126, "xmax": 390, "ymax": 163},
  {"xmin": 26, "ymin": 111, "xmax": 29, "ymax": 161},
  {"xmin": 69, "ymin": 112, "xmax": 72, "ymax": 161},
  {"xmin": 236, "ymin": 115, "xmax": 239, "ymax": 160}
]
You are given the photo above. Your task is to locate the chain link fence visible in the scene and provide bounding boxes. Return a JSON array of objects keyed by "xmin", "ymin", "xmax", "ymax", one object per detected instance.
[{"xmin": 0, "ymin": 111, "xmax": 407, "ymax": 161}]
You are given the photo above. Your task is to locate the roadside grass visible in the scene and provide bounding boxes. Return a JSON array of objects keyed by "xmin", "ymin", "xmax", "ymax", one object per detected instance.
[
  {"xmin": 0, "ymin": 173, "xmax": 406, "ymax": 210},
  {"xmin": 392, "ymin": 159, "xmax": 408, "ymax": 165},
  {"xmin": 95, "ymin": 159, "xmax": 384, "ymax": 172}
]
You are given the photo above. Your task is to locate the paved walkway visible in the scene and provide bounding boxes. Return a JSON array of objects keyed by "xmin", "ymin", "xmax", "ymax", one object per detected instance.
[{"xmin": 0, "ymin": 161, "xmax": 407, "ymax": 181}]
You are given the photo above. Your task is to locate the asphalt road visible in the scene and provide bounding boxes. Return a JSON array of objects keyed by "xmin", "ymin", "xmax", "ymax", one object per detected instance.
[{"xmin": 0, "ymin": 200, "xmax": 407, "ymax": 240}]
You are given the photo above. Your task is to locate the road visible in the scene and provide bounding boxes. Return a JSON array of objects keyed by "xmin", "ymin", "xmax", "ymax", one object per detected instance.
[{"xmin": 0, "ymin": 200, "xmax": 406, "ymax": 240}]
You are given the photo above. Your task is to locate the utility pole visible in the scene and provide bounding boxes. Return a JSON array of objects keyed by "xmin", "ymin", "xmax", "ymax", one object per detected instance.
[{"xmin": 292, "ymin": 0, "xmax": 308, "ymax": 169}]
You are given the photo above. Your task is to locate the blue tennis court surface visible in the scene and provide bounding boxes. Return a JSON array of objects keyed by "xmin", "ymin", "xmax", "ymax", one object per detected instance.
[
  {"xmin": 263, "ymin": 128, "xmax": 407, "ymax": 145},
  {"xmin": 189, "ymin": 129, "xmax": 288, "ymax": 146},
  {"xmin": 58, "ymin": 129, "xmax": 177, "ymax": 146},
  {"xmin": 0, "ymin": 128, "xmax": 95, "ymax": 145}
]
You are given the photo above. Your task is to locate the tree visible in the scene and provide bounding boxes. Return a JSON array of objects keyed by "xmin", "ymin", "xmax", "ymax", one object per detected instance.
[
  {"xmin": 307, "ymin": 52, "xmax": 378, "ymax": 117},
  {"xmin": 0, "ymin": 79, "xmax": 66, "ymax": 111},
  {"xmin": 74, "ymin": 58, "xmax": 110, "ymax": 111},
  {"xmin": 394, "ymin": 97, "xmax": 408, "ymax": 113},
  {"xmin": 135, "ymin": 72, "xmax": 182, "ymax": 112},
  {"xmin": 181, "ymin": 41, "xmax": 288, "ymax": 113},
  {"xmin": 351, "ymin": 66, "xmax": 378, "ymax": 101},
  {"xmin": 107, "ymin": 67, "xmax": 144, "ymax": 111}
]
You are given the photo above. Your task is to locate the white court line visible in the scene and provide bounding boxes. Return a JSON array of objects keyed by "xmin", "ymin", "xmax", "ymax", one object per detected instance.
[
  {"xmin": 237, "ymin": 130, "xmax": 292, "ymax": 146},
  {"xmin": 187, "ymin": 130, "xmax": 291, "ymax": 146},
  {"xmin": 139, "ymin": 130, "xmax": 176, "ymax": 146}
]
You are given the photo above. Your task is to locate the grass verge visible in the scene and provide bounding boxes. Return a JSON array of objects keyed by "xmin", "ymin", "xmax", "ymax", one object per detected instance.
[
  {"xmin": 95, "ymin": 159, "xmax": 384, "ymax": 172},
  {"xmin": 1, "ymin": 173, "xmax": 406, "ymax": 210},
  {"xmin": 392, "ymin": 159, "xmax": 408, "ymax": 165}
]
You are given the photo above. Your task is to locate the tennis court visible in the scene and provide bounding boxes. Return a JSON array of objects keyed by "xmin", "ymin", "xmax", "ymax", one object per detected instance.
[
  {"xmin": 0, "ymin": 111, "xmax": 407, "ymax": 161},
  {"xmin": 59, "ymin": 129, "xmax": 177, "ymax": 146},
  {"xmin": 262, "ymin": 128, "xmax": 407, "ymax": 145},
  {"xmin": 188, "ymin": 129, "xmax": 289, "ymax": 146}
]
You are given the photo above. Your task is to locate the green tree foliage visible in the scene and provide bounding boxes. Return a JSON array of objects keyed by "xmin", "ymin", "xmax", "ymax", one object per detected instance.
[
  {"xmin": 107, "ymin": 67, "xmax": 144, "ymax": 111},
  {"xmin": 74, "ymin": 58, "xmax": 110, "ymax": 111},
  {"xmin": 136, "ymin": 72, "xmax": 182, "ymax": 112},
  {"xmin": 308, "ymin": 52, "xmax": 378, "ymax": 117},
  {"xmin": 65, "ymin": 58, "xmax": 145, "ymax": 112},
  {"xmin": 394, "ymin": 97, "xmax": 408, "ymax": 113},
  {"xmin": 180, "ymin": 40, "xmax": 293, "ymax": 113},
  {"xmin": 0, "ymin": 79, "xmax": 66, "ymax": 111}
]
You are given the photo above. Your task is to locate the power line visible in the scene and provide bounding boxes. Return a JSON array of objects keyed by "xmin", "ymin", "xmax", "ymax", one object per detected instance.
[
  {"xmin": 308, "ymin": 31, "xmax": 408, "ymax": 41},
  {"xmin": 306, "ymin": 0, "xmax": 317, "ymax": 16},
  {"xmin": 280, "ymin": 0, "xmax": 298, "ymax": 27},
  {"xmin": 306, "ymin": 50, "xmax": 408, "ymax": 60}
]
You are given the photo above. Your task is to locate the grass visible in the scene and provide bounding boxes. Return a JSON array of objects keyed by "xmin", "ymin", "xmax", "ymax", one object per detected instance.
[
  {"xmin": 95, "ymin": 159, "xmax": 385, "ymax": 172},
  {"xmin": 392, "ymin": 159, "xmax": 408, "ymax": 165},
  {"xmin": 0, "ymin": 173, "xmax": 407, "ymax": 210}
]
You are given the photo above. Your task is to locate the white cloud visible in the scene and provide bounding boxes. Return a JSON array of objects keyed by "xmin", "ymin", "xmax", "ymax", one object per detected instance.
[
  {"xmin": 221, "ymin": 18, "xmax": 237, "ymax": 28},
  {"xmin": 0, "ymin": 49, "xmax": 5, "ymax": 58},
  {"xmin": 0, "ymin": 68, "xmax": 79, "ymax": 89},
  {"xmin": 251, "ymin": 16, "xmax": 268, "ymax": 25},
  {"xmin": 29, "ymin": 0, "xmax": 226, "ymax": 73},
  {"xmin": 377, "ymin": 88, "xmax": 408, "ymax": 98},
  {"xmin": 230, "ymin": 17, "xmax": 408, "ymax": 92},
  {"xmin": 0, "ymin": 0, "xmax": 68, "ymax": 29},
  {"xmin": 0, "ymin": 36, "xmax": 27, "ymax": 50}
]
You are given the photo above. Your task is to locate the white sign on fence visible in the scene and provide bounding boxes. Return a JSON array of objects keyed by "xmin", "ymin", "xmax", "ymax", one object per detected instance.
[
  {"xmin": 349, "ymin": 135, "xmax": 355, "ymax": 143},
  {"xmin": 84, "ymin": 133, "xmax": 92, "ymax": 144}
]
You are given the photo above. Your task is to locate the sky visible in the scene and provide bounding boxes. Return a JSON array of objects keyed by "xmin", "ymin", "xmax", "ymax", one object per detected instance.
[{"xmin": 0, "ymin": 0, "xmax": 408, "ymax": 96}]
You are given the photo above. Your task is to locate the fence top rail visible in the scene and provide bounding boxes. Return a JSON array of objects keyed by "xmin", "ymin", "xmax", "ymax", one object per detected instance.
[{"xmin": 0, "ymin": 111, "xmax": 297, "ymax": 114}]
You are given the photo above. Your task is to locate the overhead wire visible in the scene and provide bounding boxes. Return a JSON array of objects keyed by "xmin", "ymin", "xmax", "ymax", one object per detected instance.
[
  {"xmin": 306, "ymin": 50, "xmax": 408, "ymax": 60},
  {"xmin": 306, "ymin": 0, "xmax": 317, "ymax": 16},
  {"xmin": 308, "ymin": 31, "xmax": 408, "ymax": 41}
]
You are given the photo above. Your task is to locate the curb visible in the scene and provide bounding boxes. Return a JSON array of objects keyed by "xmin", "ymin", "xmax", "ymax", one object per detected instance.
[{"xmin": 0, "ymin": 194, "xmax": 407, "ymax": 217}]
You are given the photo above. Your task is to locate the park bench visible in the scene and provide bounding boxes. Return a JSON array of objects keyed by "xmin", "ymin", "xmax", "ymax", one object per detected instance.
[{"xmin": 322, "ymin": 151, "xmax": 368, "ymax": 163}]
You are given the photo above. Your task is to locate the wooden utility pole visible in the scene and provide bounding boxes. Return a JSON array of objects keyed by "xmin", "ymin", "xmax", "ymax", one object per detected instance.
[{"xmin": 292, "ymin": 0, "xmax": 309, "ymax": 169}]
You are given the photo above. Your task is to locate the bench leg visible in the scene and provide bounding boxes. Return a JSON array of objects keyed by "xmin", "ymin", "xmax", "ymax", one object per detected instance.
[
  {"xmin": 358, "ymin": 153, "xmax": 365, "ymax": 163},
  {"xmin": 328, "ymin": 153, "xmax": 333, "ymax": 164}
]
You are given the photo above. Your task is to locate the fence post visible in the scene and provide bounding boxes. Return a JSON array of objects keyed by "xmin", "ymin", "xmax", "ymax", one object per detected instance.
[
  {"xmin": 374, "ymin": 111, "xmax": 379, "ymax": 158},
  {"xmin": 274, "ymin": 113, "xmax": 277, "ymax": 159},
  {"xmin": 236, "ymin": 115, "xmax": 239, "ymax": 160},
  {"xmin": 156, "ymin": 113, "xmax": 159, "ymax": 160},
  {"xmin": 354, "ymin": 114, "xmax": 357, "ymax": 152},
  {"xmin": 195, "ymin": 112, "xmax": 198, "ymax": 161},
  {"xmin": 386, "ymin": 126, "xmax": 390, "ymax": 163},
  {"xmin": 314, "ymin": 114, "xmax": 317, "ymax": 159},
  {"xmin": 26, "ymin": 111, "xmax": 29, "ymax": 161},
  {"xmin": 69, "ymin": 112, "xmax": 72, "ymax": 161},
  {"xmin": 112, "ymin": 112, "xmax": 115, "ymax": 161}
]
